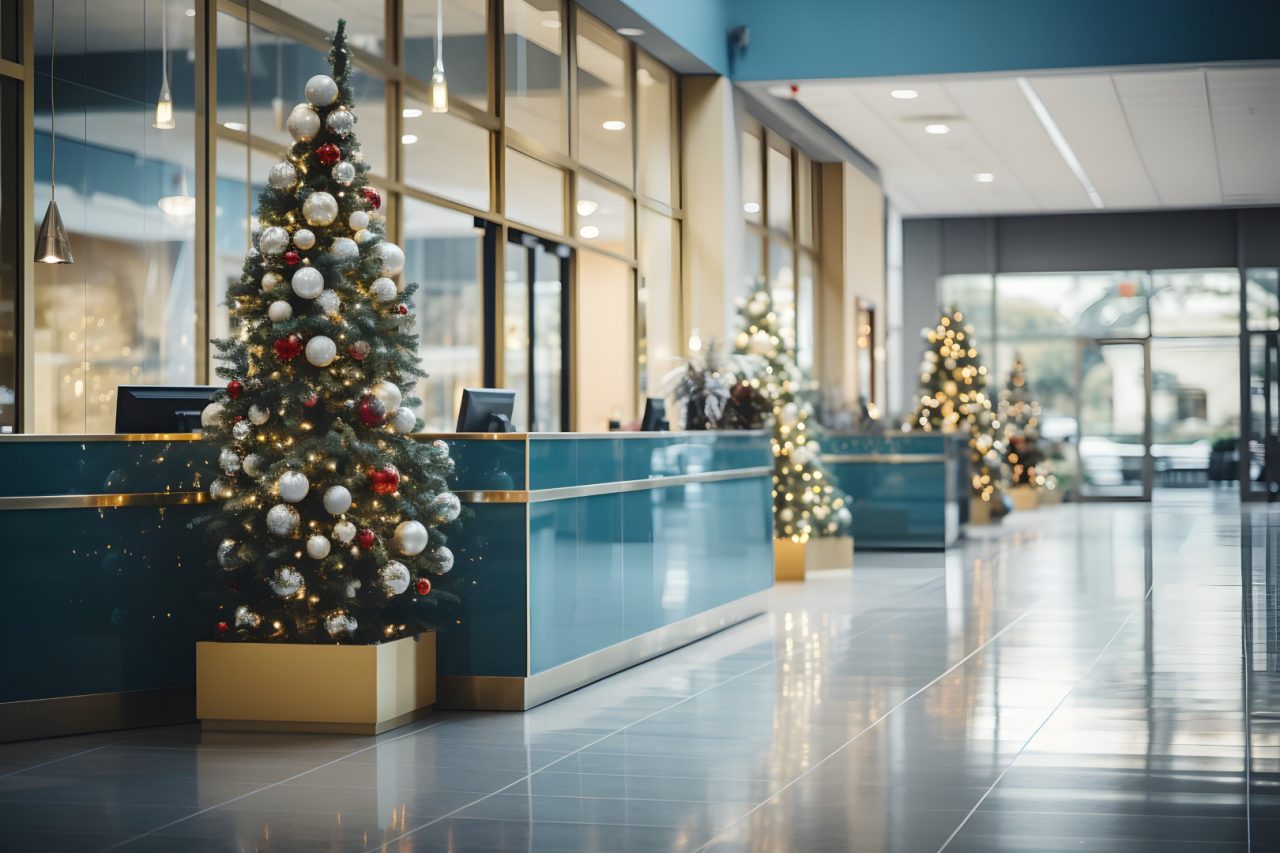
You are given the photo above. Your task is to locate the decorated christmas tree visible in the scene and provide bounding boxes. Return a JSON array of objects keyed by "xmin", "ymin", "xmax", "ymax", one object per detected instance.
[
  {"xmin": 907, "ymin": 308, "xmax": 1007, "ymax": 507},
  {"xmin": 199, "ymin": 21, "xmax": 459, "ymax": 644},
  {"xmin": 734, "ymin": 281, "xmax": 852, "ymax": 542},
  {"xmin": 999, "ymin": 355, "xmax": 1051, "ymax": 488}
]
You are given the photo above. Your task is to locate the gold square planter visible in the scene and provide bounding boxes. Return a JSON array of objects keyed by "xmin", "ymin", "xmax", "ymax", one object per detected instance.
[
  {"xmin": 1010, "ymin": 484, "xmax": 1039, "ymax": 511},
  {"xmin": 196, "ymin": 633, "xmax": 435, "ymax": 735},
  {"xmin": 774, "ymin": 535, "xmax": 855, "ymax": 581},
  {"xmin": 969, "ymin": 496, "xmax": 998, "ymax": 525}
]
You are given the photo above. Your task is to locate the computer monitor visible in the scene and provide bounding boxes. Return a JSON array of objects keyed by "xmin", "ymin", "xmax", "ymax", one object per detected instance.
[
  {"xmin": 640, "ymin": 398, "xmax": 669, "ymax": 432},
  {"xmin": 456, "ymin": 388, "xmax": 518, "ymax": 433},
  {"xmin": 115, "ymin": 385, "xmax": 220, "ymax": 434}
]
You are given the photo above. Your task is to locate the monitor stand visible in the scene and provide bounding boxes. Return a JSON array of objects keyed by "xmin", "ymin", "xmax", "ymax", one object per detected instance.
[{"xmin": 486, "ymin": 413, "xmax": 517, "ymax": 433}]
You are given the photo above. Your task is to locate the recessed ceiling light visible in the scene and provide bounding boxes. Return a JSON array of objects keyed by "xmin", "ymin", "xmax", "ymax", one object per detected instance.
[
  {"xmin": 401, "ymin": 134, "xmax": 418, "ymax": 145},
  {"xmin": 576, "ymin": 200, "xmax": 599, "ymax": 217},
  {"xmin": 924, "ymin": 123, "xmax": 950, "ymax": 135},
  {"xmin": 184, "ymin": 7, "xmax": 196, "ymax": 17},
  {"xmin": 974, "ymin": 172, "xmax": 995, "ymax": 183},
  {"xmin": 579, "ymin": 225, "xmax": 600, "ymax": 239},
  {"xmin": 541, "ymin": 18, "xmax": 561, "ymax": 29},
  {"xmin": 222, "ymin": 121, "xmax": 247, "ymax": 132},
  {"xmin": 602, "ymin": 120, "xmax": 626, "ymax": 131},
  {"xmin": 616, "ymin": 26, "xmax": 645, "ymax": 37},
  {"xmin": 402, "ymin": 107, "xmax": 423, "ymax": 118},
  {"xmin": 890, "ymin": 89, "xmax": 918, "ymax": 99},
  {"xmin": 743, "ymin": 202, "xmax": 761, "ymax": 214}
]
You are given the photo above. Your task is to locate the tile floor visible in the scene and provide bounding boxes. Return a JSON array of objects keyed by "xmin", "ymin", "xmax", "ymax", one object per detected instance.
[{"xmin": 2, "ymin": 491, "xmax": 1278, "ymax": 851}]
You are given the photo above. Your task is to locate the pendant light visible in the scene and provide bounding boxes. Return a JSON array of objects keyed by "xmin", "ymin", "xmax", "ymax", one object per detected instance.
[
  {"xmin": 429, "ymin": 0, "xmax": 448, "ymax": 113},
  {"xmin": 154, "ymin": 0, "xmax": 175, "ymax": 129},
  {"xmin": 36, "ymin": 0, "xmax": 73, "ymax": 264}
]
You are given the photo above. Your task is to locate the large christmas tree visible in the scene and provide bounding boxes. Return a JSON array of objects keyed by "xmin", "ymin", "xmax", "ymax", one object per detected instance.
[
  {"xmin": 200, "ymin": 21, "xmax": 459, "ymax": 644},
  {"xmin": 999, "ymin": 355, "xmax": 1050, "ymax": 488},
  {"xmin": 734, "ymin": 281, "xmax": 852, "ymax": 542},
  {"xmin": 908, "ymin": 309, "xmax": 1007, "ymax": 507}
]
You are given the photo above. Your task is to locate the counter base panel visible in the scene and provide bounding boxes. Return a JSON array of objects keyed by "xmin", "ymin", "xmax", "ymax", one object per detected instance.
[
  {"xmin": 438, "ymin": 588, "xmax": 769, "ymax": 711},
  {"xmin": 0, "ymin": 686, "xmax": 194, "ymax": 743}
]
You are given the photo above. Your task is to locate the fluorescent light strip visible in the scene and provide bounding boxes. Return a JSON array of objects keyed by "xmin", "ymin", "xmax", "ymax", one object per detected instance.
[{"xmin": 1016, "ymin": 76, "xmax": 1104, "ymax": 209}]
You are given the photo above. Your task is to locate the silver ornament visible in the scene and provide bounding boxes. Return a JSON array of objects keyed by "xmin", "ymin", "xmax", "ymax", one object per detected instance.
[
  {"xmin": 374, "ymin": 241, "xmax": 405, "ymax": 276},
  {"xmin": 326, "ymin": 106, "xmax": 355, "ymax": 136},
  {"xmin": 200, "ymin": 401, "xmax": 224, "ymax": 429},
  {"xmin": 329, "ymin": 237, "xmax": 359, "ymax": 262},
  {"xmin": 306, "ymin": 535, "xmax": 332, "ymax": 560},
  {"xmin": 302, "ymin": 191, "xmax": 339, "ymax": 226},
  {"xmin": 242, "ymin": 453, "xmax": 265, "ymax": 478},
  {"xmin": 391, "ymin": 406, "xmax": 417, "ymax": 434},
  {"xmin": 293, "ymin": 229, "xmax": 317, "ymax": 250},
  {"xmin": 232, "ymin": 420, "xmax": 251, "ymax": 441},
  {"xmin": 268, "ymin": 300, "xmax": 293, "ymax": 322},
  {"xmin": 430, "ymin": 545, "xmax": 455, "ymax": 575},
  {"xmin": 262, "ymin": 271, "xmax": 285, "ymax": 292},
  {"xmin": 235, "ymin": 605, "xmax": 262, "ymax": 629},
  {"xmin": 218, "ymin": 448, "xmax": 241, "ymax": 474},
  {"xmin": 248, "ymin": 404, "xmax": 270, "ymax": 425},
  {"xmin": 323, "ymin": 485, "xmax": 352, "ymax": 515},
  {"xmin": 344, "ymin": 579, "xmax": 362, "ymax": 598},
  {"xmin": 333, "ymin": 519, "xmax": 357, "ymax": 543},
  {"xmin": 287, "ymin": 103, "xmax": 320, "ymax": 142},
  {"xmin": 371, "ymin": 277, "xmax": 397, "ymax": 303},
  {"xmin": 378, "ymin": 561, "xmax": 411, "ymax": 596},
  {"xmin": 331, "ymin": 161, "xmax": 357, "ymax": 186},
  {"xmin": 267, "ymin": 161, "xmax": 297, "ymax": 189},
  {"xmin": 315, "ymin": 290, "xmax": 341, "ymax": 316},
  {"xmin": 270, "ymin": 566, "xmax": 304, "ymax": 597},
  {"xmin": 348, "ymin": 210, "xmax": 370, "ymax": 231},
  {"xmin": 371, "ymin": 380, "xmax": 402, "ymax": 413},
  {"xmin": 217, "ymin": 538, "xmax": 237, "ymax": 568},
  {"xmin": 291, "ymin": 267, "xmax": 324, "ymax": 299},
  {"xmin": 354, "ymin": 228, "xmax": 376, "ymax": 246},
  {"xmin": 210, "ymin": 478, "xmax": 234, "ymax": 501},
  {"xmin": 324, "ymin": 611, "xmax": 357, "ymax": 637},
  {"xmin": 431, "ymin": 492, "xmax": 462, "ymax": 524},
  {"xmin": 305, "ymin": 335, "xmax": 337, "ymax": 368},
  {"xmin": 259, "ymin": 226, "xmax": 289, "ymax": 255},
  {"xmin": 304, "ymin": 74, "xmax": 339, "ymax": 107},
  {"xmin": 394, "ymin": 520, "xmax": 429, "ymax": 557},
  {"xmin": 266, "ymin": 503, "xmax": 300, "ymax": 537},
  {"xmin": 276, "ymin": 470, "xmax": 309, "ymax": 503}
]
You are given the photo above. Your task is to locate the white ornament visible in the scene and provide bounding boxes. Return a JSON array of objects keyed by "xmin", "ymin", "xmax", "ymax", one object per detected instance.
[
  {"xmin": 394, "ymin": 520, "xmax": 429, "ymax": 557},
  {"xmin": 349, "ymin": 210, "xmax": 370, "ymax": 231},
  {"xmin": 266, "ymin": 503, "xmax": 300, "ymax": 537},
  {"xmin": 324, "ymin": 611, "xmax": 357, "ymax": 637},
  {"xmin": 391, "ymin": 407, "xmax": 417, "ymax": 434},
  {"xmin": 331, "ymin": 161, "xmax": 357, "ymax": 185},
  {"xmin": 333, "ymin": 520, "xmax": 357, "ymax": 543},
  {"xmin": 315, "ymin": 290, "xmax": 341, "ymax": 316},
  {"xmin": 378, "ymin": 561, "xmax": 411, "ymax": 596},
  {"xmin": 306, "ymin": 535, "xmax": 332, "ymax": 560},
  {"xmin": 354, "ymin": 228, "xmax": 376, "ymax": 245},
  {"xmin": 323, "ymin": 485, "xmax": 352, "ymax": 515},
  {"xmin": 259, "ymin": 226, "xmax": 289, "ymax": 256},
  {"xmin": 248, "ymin": 404, "xmax": 270, "ymax": 426},
  {"xmin": 329, "ymin": 237, "xmax": 359, "ymax": 261},
  {"xmin": 217, "ymin": 539, "xmax": 237, "ymax": 568},
  {"xmin": 431, "ymin": 545, "xmax": 455, "ymax": 575},
  {"xmin": 242, "ymin": 453, "xmax": 265, "ymax": 477},
  {"xmin": 291, "ymin": 267, "xmax": 324, "ymax": 299},
  {"xmin": 270, "ymin": 566, "xmax": 304, "ymax": 597},
  {"xmin": 235, "ymin": 605, "xmax": 262, "ymax": 629},
  {"xmin": 268, "ymin": 300, "xmax": 293, "ymax": 322},
  {"xmin": 210, "ymin": 478, "xmax": 234, "ymax": 501},
  {"xmin": 287, "ymin": 103, "xmax": 320, "ymax": 142},
  {"xmin": 836, "ymin": 507, "xmax": 852, "ymax": 527},
  {"xmin": 431, "ymin": 492, "xmax": 462, "ymax": 524},
  {"xmin": 293, "ymin": 229, "xmax": 316, "ymax": 250},
  {"xmin": 304, "ymin": 74, "xmax": 339, "ymax": 107},
  {"xmin": 374, "ymin": 241, "xmax": 405, "ymax": 276},
  {"xmin": 780, "ymin": 402, "xmax": 800, "ymax": 427},
  {"xmin": 371, "ymin": 380, "xmax": 402, "ymax": 413},
  {"xmin": 219, "ymin": 447, "xmax": 241, "ymax": 474},
  {"xmin": 305, "ymin": 335, "xmax": 337, "ymax": 367},
  {"xmin": 749, "ymin": 331, "xmax": 772, "ymax": 355},
  {"xmin": 326, "ymin": 106, "xmax": 355, "ymax": 136},
  {"xmin": 277, "ymin": 470, "xmax": 309, "ymax": 503},
  {"xmin": 232, "ymin": 421, "xmax": 251, "ymax": 441},
  {"xmin": 342, "ymin": 580, "xmax": 361, "ymax": 599},
  {"xmin": 200, "ymin": 401, "xmax": 224, "ymax": 429},
  {"xmin": 371, "ymin": 277, "xmax": 397, "ymax": 302},
  {"xmin": 267, "ymin": 161, "xmax": 297, "ymax": 189},
  {"xmin": 302, "ymin": 192, "xmax": 339, "ymax": 226},
  {"xmin": 262, "ymin": 271, "xmax": 285, "ymax": 292}
]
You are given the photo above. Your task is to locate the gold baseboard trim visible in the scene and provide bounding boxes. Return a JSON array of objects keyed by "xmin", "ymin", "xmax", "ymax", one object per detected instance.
[
  {"xmin": 438, "ymin": 589, "xmax": 771, "ymax": 711},
  {"xmin": 0, "ymin": 687, "xmax": 195, "ymax": 743},
  {"xmin": 201, "ymin": 706, "xmax": 432, "ymax": 736}
]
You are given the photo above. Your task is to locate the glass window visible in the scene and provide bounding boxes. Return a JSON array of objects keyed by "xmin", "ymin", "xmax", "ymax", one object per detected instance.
[
  {"xmin": 796, "ymin": 153, "xmax": 815, "ymax": 247},
  {"xmin": 797, "ymin": 252, "xmax": 815, "ymax": 373},
  {"xmin": 939, "ymin": 274, "xmax": 995, "ymax": 352},
  {"xmin": 636, "ymin": 52, "xmax": 675, "ymax": 207},
  {"xmin": 576, "ymin": 251, "xmax": 634, "ymax": 429},
  {"xmin": 212, "ymin": 142, "xmax": 273, "ymax": 358},
  {"xmin": 638, "ymin": 208, "xmax": 679, "ymax": 397},
  {"xmin": 744, "ymin": 229, "xmax": 763, "ymax": 291},
  {"xmin": 0, "ymin": 76, "xmax": 16, "ymax": 431},
  {"xmin": 993, "ymin": 339, "xmax": 1081, "ymax": 491},
  {"xmin": 741, "ymin": 131, "xmax": 762, "ymax": 224},
  {"xmin": 505, "ymin": 148, "xmax": 563, "ymax": 234},
  {"xmin": 402, "ymin": 199, "xmax": 484, "ymax": 431},
  {"xmin": 769, "ymin": 240, "xmax": 795, "ymax": 349},
  {"xmin": 1, "ymin": 0, "xmax": 19, "ymax": 63},
  {"xmin": 996, "ymin": 272, "xmax": 1150, "ymax": 339},
  {"xmin": 403, "ymin": 96, "xmax": 490, "ymax": 210},
  {"xmin": 262, "ymin": 1, "xmax": 386, "ymax": 55},
  {"xmin": 1151, "ymin": 338, "xmax": 1239, "ymax": 448},
  {"xmin": 766, "ymin": 142, "xmax": 791, "ymax": 234},
  {"xmin": 1149, "ymin": 269, "xmax": 1239, "ymax": 337},
  {"xmin": 575, "ymin": 11, "xmax": 631, "ymax": 186},
  {"xmin": 503, "ymin": 0, "xmax": 565, "ymax": 152},
  {"xmin": 575, "ymin": 176, "xmax": 632, "ymax": 256},
  {"xmin": 1247, "ymin": 268, "xmax": 1279, "ymax": 331},
  {"xmin": 404, "ymin": 0, "xmax": 489, "ymax": 112}
]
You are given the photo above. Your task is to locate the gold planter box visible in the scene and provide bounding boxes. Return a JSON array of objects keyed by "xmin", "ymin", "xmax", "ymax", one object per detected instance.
[
  {"xmin": 196, "ymin": 633, "xmax": 435, "ymax": 735},
  {"xmin": 969, "ymin": 496, "xmax": 999, "ymax": 525},
  {"xmin": 1010, "ymin": 484, "xmax": 1039, "ymax": 511},
  {"xmin": 774, "ymin": 535, "xmax": 855, "ymax": 581}
]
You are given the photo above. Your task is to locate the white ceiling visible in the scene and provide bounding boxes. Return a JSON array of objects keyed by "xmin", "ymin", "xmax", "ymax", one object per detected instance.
[{"xmin": 792, "ymin": 65, "xmax": 1280, "ymax": 216}]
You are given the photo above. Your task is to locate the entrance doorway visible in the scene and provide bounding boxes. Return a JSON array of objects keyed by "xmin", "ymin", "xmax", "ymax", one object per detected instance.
[
  {"xmin": 502, "ymin": 229, "xmax": 570, "ymax": 432},
  {"xmin": 1076, "ymin": 339, "xmax": 1152, "ymax": 500}
]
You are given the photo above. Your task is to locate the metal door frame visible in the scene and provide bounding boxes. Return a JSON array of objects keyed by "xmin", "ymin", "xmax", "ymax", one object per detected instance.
[
  {"xmin": 1242, "ymin": 329, "xmax": 1280, "ymax": 501},
  {"xmin": 1074, "ymin": 337, "xmax": 1153, "ymax": 502},
  {"xmin": 503, "ymin": 227, "xmax": 571, "ymax": 432}
]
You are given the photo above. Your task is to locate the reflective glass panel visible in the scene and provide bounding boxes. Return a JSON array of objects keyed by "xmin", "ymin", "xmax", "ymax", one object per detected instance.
[
  {"xmin": 575, "ymin": 11, "xmax": 631, "ymax": 186},
  {"xmin": 505, "ymin": 148, "xmax": 563, "ymax": 234},
  {"xmin": 576, "ymin": 251, "xmax": 634, "ymax": 429},
  {"xmin": 263, "ymin": 0, "xmax": 386, "ymax": 55},
  {"xmin": 638, "ymin": 208, "xmax": 679, "ymax": 396},
  {"xmin": 742, "ymin": 132, "xmax": 762, "ymax": 224},
  {"xmin": 769, "ymin": 240, "xmax": 795, "ymax": 350},
  {"xmin": 503, "ymin": 0, "xmax": 565, "ymax": 152},
  {"xmin": 767, "ymin": 143, "xmax": 791, "ymax": 234},
  {"xmin": 1078, "ymin": 341, "xmax": 1147, "ymax": 498},
  {"xmin": 0, "ymin": 77, "xmax": 16, "ymax": 431},
  {"xmin": 576, "ymin": 176, "xmax": 632, "ymax": 256},
  {"xmin": 1150, "ymin": 269, "xmax": 1239, "ymax": 337},
  {"xmin": 996, "ymin": 271, "xmax": 1150, "ymax": 338},
  {"xmin": 797, "ymin": 153, "xmax": 814, "ymax": 247},
  {"xmin": 939, "ymin": 274, "xmax": 995, "ymax": 352},
  {"xmin": 1247, "ymin": 268, "xmax": 1279, "ymax": 332},
  {"xmin": 404, "ymin": 0, "xmax": 489, "ymax": 112},
  {"xmin": 403, "ymin": 95, "xmax": 490, "ymax": 210},
  {"xmin": 636, "ymin": 52, "xmax": 675, "ymax": 206},
  {"xmin": 1151, "ymin": 338, "xmax": 1239, "ymax": 480},
  {"xmin": 797, "ymin": 252, "xmax": 815, "ymax": 373}
]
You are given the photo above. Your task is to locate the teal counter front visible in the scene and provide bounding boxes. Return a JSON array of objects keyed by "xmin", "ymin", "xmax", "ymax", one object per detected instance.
[{"xmin": 0, "ymin": 431, "xmax": 774, "ymax": 739}]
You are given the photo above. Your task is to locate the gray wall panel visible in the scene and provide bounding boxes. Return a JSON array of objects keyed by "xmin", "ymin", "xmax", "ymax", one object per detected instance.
[{"xmin": 995, "ymin": 211, "xmax": 1238, "ymax": 273}]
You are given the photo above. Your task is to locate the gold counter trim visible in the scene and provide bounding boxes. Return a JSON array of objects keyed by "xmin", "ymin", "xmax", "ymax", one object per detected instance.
[
  {"xmin": 454, "ymin": 490, "xmax": 531, "ymax": 504},
  {"xmin": 0, "ymin": 491, "xmax": 212, "ymax": 510},
  {"xmin": 455, "ymin": 467, "xmax": 772, "ymax": 505},
  {"xmin": 0, "ymin": 433, "xmax": 206, "ymax": 443},
  {"xmin": 822, "ymin": 453, "xmax": 948, "ymax": 464}
]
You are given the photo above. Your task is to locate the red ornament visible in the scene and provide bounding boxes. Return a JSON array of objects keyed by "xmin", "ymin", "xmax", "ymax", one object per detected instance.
[
  {"xmin": 357, "ymin": 529, "xmax": 375, "ymax": 549},
  {"xmin": 415, "ymin": 578, "xmax": 432, "ymax": 596},
  {"xmin": 396, "ymin": 304, "xmax": 409, "ymax": 315},
  {"xmin": 216, "ymin": 621, "xmax": 229, "ymax": 635},
  {"xmin": 234, "ymin": 415, "xmax": 245, "ymax": 422},
  {"xmin": 227, "ymin": 380, "xmax": 243, "ymax": 400},
  {"xmin": 348, "ymin": 340, "xmax": 370, "ymax": 361},
  {"xmin": 369, "ymin": 464, "xmax": 401, "ymax": 495},
  {"xmin": 362, "ymin": 187, "xmax": 382, "ymax": 209},
  {"xmin": 302, "ymin": 391, "xmax": 319, "ymax": 408},
  {"xmin": 274, "ymin": 334, "xmax": 304, "ymax": 362},
  {"xmin": 316, "ymin": 143, "xmax": 341, "ymax": 166},
  {"xmin": 358, "ymin": 394, "xmax": 387, "ymax": 426},
  {"xmin": 283, "ymin": 250, "xmax": 301, "ymax": 267}
]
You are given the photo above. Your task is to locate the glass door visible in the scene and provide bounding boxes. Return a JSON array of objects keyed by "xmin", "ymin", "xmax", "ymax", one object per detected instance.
[
  {"xmin": 503, "ymin": 230, "xmax": 570, "ymax": 432},
  {"xmin": 1076, "ymin": 339, "xmax": 1152, "ymax": 500},
  {"xmin": 1246, "ymin": 331, "xmax": 1280, "ymax": 499}
]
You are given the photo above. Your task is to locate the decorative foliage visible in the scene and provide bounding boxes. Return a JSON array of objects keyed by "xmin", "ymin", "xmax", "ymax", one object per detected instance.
[
  {"xmin": 733, "ymin": 280, "xmax": 852, "ymax": 541},
  {"xmin": 197, "ymin": 21, "xmax": 458, "ymax": 644},
  {"xmin": 660, "ymin": 340, "xmax": 768, "ymax": 431},
  {"xmin": 999, "ymin": 355, "xmax": 1053, "ymax": 489},
  {"xmin": 906, "ymin": 308, "xmax": 1008, "ymax": 506}
]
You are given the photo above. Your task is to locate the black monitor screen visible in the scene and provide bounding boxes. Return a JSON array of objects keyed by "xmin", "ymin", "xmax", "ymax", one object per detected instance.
[
  {"xmin": 456, "ymin": 388, "xmax": 518, "ymax": 433},
  {"xmin": 115, "ymin": 385, "xmax": 219, "ymax": 434},
  {"xmin": 640, "ymin": 398, "xmax": 668, "ymax": 432}
]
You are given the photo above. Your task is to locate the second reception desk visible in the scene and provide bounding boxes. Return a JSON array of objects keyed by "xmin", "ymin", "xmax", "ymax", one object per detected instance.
[{"xmin": 425, "ymin": 431, "xmax": 774, "ymax": 710}]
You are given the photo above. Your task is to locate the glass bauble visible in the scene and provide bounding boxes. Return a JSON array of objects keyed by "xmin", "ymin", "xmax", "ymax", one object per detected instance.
[
  {"xmin": 287, "ymin": 103, "xmax": 320, "ymax": 141},
  {"xmin": 331, "ymin": 161, "xmax": 357, "ymax": 186},
  {"xmin": 371, "ymin": 380, "xmax": 402, "ymax": 413},
  {"xmin": 270, "ymin": 566, "xmax": 304, "ymax": 597},
  {"xmin": 267, "ymin": 161, "xmax": 297, "ymax": 189},
  {"xmin": 259, "ymin": 226, "xmax": 289, "ymax": 255},
  {"xmin": 291, "ymin": 267, "xmax": 324, "ymax": 299},
  {"xmin": 306, "ymin": 535, "xmax": 331, "ymax": 560},
  {"xmin": 323, "ymin": 485, "xmax": 352, "ymax": 515},
  {"xmin": 371, "ymin": 277, "xmax": 397, "ymax": 303},
  {"xmin": 305, "ymin": 335, "xmax": 337, "ymax": 367},
  {"xmin": 394, "ymin": 520, "xmax": 429, "ymax": 557},
  {"xmin": 373, "ymin": 241, "xmax": 405, "ymax": 275},
  {"xmin": 329, "ymin": 237, "xmax": 359, "ymax": 261},
  {"xmin": 302, "ymin": 191, "xmax": 339, "ymax": 226},
  {"xmin": 305, "ymin": 74, "xmax": 339, "ymax": 106},
  {"xmin": 431, "ymin": 492, "xmax": 462, "ymax": 524},
  {"xmin": 266, "ymin": 504, "xmax": 300, "ymax": 537},
  {"xmin": 293, "ymin": 228, "xmax": 317, "ymax": 250},
  {"xmin": 268, "ymin": 300, "xmax": 293, "ymax": 322},
  {"xmin": 277, "ymin": 470, "xmax": 310, "ymax": 503},
  {"xmin": 378, "ymin": 561, "xmax": 410, "ymax": 596},
  {"xmin": 326, "ymin": 106, "xmax": 355, "ymax": 136},
  {"xmin": 324, "ymin": 611, "xmax": 357, "ymax": 637}
]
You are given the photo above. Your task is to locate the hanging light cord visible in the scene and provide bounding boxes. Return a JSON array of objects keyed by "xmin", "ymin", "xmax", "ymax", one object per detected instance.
[
  {"xmin": 160, "ymin": 1, "xmax": 168, "ymax": 93},
  {"xmin": 49, "ymin": 0, "xmax": 56, "ymax": 200},
  {"xmin": 435, "ymin": 1, "xmax": 443, "ymax": 70}
]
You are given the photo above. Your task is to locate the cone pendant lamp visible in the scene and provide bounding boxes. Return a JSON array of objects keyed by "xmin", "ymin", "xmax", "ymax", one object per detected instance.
[{"xmin": 36, "ymin": 0, "xmax": 72, "ymax": 264}]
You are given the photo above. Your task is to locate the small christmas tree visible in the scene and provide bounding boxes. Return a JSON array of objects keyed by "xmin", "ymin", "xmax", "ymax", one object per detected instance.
[
  {"xmin": 907, "ymin": 308, "xmax": 1007, "ymax": 507},
  {"xmin": 734, "ymin": 281, "xmax": 852, "ymax": 542},
  {"xmin": 199, "ymin": 21, "xmax": 459, "ymax": 644},
  {"xmin": 999, "ymin": 355, "xmax": 1051, "ymax": 488}
]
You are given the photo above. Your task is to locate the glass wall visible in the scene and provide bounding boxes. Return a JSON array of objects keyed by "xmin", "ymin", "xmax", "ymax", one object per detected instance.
[{"xmin": 0, "ymin": 34, "xmax": 19, "ymax": 431}]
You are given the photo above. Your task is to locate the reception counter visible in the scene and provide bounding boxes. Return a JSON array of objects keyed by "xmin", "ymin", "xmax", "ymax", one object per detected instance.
[{"xmin": 0, "ymin": 431, "xmax": 773, "ymax": 740}]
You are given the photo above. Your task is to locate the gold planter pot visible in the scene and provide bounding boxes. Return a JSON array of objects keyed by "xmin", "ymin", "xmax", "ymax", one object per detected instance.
[
  {"xmin": 774, "ymin": 535, "xmax": 855, "ymax": 581},
  {"xmin": 969, "ymin": 496, "xmax": 999, "ymax": 525},
  {"xmin": 196, "ymin": 633, "xmax": 435, "ymax": 735},
  {"xmin": 1010, "ymin": 484, "xmax": 1039, "ymax": 511}
]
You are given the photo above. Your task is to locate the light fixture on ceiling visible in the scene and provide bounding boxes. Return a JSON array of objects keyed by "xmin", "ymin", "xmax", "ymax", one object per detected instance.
[
  {"xmin": 541, "ymin": 17, "xmax": 561, "ymax": 29},
  {"xmin": 158, "ymin": 168, "xmax": 196, "ymax": 223},
  {"xmin": 576, "ymin": 199, "xmax": 598, "ymax": 217},
  {"xmin": 579, "ymin": 225, "xmax": 600, "ymax": 239},
  {"xmin": 37, "ymin": 0, "xmax": 72, "ymax": 264},
  {"xmin": 743, "ymin": 201, "xmax": 761, "ymax": 214},
  {"xmin": 402, "ymin": 107, "xmax": 423, "ymax": 118},
  {"xmin": 924, "ymin": 123, "xmax": 950, "ymax": 135},
  {"xmin": 1016, "ymin": 76, "xmax": 1103, "ymax": 209},
  {"xmin": 222, "ymin": 121, "xmax": 247, "ymax": 132},
  {"xmin": 890, "ymin": 89, "xmax": 918, "ymax": 100},
  {"xmin": 401, "ymin": 133, "xmax": 419, "ymax": 145},
  {"xmin": 428, "ymin": 0, "xmax": 448, "ymax": 113},
  {"xmin": 973, "ymin": 172, "xmax": 995, "ymax": 183},
  {"xmin": 154, "ymin": 1, "xmax": 175, "ymax": 129},
  {"xmin": 602, "ymin": 120, "xmax": 626, "ymax": 131},
  {"xmin": 184, "ymin": 7, "xmax": 194, "ymax": 16},
  {"xmin": 616, "ymin": 26, "xmax": 645, "ymax": 37}
]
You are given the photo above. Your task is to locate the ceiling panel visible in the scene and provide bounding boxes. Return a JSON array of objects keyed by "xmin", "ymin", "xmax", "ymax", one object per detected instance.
[
  {"xmin": 1112, "ymin": 70, "xmax": 1221, "ymax": 207},
  {"xmin": 1207, "ymin": 67, "xmax": 1280, "ymax": 203}
]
